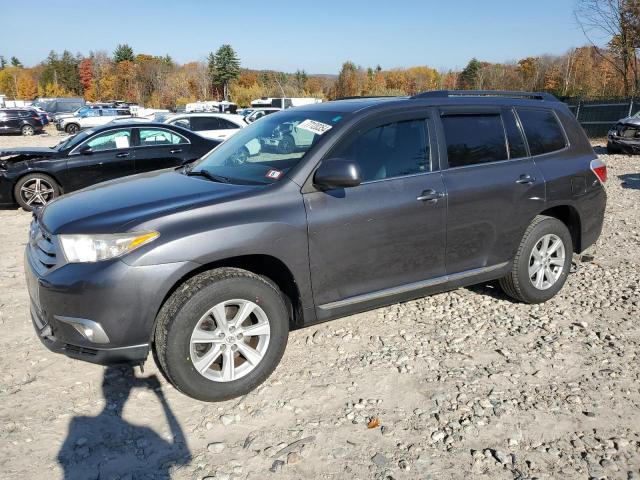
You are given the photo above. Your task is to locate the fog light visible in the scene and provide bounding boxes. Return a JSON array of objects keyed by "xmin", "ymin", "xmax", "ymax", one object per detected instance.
[{"xmin": 55, "ymin": 316, "xmax": 110, "ymax": 344}]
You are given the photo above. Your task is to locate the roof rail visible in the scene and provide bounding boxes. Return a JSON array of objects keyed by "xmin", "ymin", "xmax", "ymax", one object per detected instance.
[
  {"xmin": 411, "ymin": 90, "xmax": 560, "ymax": 102},
  {"xmin": 334, "ymin": 95, "xmax": 398, "ymax": 100}
]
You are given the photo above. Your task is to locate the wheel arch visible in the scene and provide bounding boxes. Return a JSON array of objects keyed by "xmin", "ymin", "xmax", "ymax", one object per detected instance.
[
  {"xmin": 152, "ymin": 254, "xmax": 303, "ymax": 342},
  {"xmin": 539, "ymin": 205, "xmax": 582, "ymax": 253},
  {"xmin": 13, "ymin": 170, "xmax": 65, "ymax": 203}
]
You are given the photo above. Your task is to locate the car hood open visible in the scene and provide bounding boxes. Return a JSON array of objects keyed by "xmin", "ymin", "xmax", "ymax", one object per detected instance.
[{"xmin": 40, "ymin": 169, "xmax": 259, "ymax": 234}]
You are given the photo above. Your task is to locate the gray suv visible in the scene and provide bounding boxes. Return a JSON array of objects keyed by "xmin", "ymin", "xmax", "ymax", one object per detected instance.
[{"xmin": 25, "ymin": 91, "xmax": 607, "ymax": 401}]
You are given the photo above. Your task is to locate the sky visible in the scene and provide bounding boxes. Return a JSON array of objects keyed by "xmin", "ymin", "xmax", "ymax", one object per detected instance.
[{"xmin": 0, "ymin": 0, "xmax": 593, "ymax": 73}]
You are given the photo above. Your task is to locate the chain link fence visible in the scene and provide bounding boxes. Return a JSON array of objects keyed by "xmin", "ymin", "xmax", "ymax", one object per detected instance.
[{"xmin": 564, "ymin": 97, "xmax": 640, "ymax": 138}]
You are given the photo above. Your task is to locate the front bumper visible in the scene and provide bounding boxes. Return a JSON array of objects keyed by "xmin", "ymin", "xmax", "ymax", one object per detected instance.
[{"xmin": 25, "ymin": 243, "xmax": 198, "ymax": 365}]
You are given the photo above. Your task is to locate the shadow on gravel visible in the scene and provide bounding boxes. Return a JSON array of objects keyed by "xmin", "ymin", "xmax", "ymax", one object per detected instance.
[
  {"xmin": 592, "ymin": 145, "xmax": 609, "ymax": 155},
  {"xmin": 619, "ymin": 173, "xmax": 640, "ymax": 190},
  {"xmin": 465, "ymin": 281, "xmax": 518, "ymax": 303},
  {"xmin": 57, "ymin": 365, "xmax": 191, "ymax": 480}
]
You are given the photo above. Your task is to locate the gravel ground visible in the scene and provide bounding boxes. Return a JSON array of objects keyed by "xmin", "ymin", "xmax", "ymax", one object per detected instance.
[{"xmin": 0, "ymin": 133, "xmax": 639, "ymax": 480}]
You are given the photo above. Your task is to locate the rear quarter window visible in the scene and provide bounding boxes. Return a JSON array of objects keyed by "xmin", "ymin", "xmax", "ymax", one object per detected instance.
[{"xmin": 516, "ymin": 108, "xmax": 566, "ymax": 156}]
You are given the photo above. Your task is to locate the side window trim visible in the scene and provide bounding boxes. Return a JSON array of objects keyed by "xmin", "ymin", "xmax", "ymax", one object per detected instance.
[
  {"xmin": 513, "ymin": 107, "xmax": 570, "ymax": 158},
  {"xmin": 69, "ymin": 128, "xmax": 132, "ymax": 155},
  {"xmin": 133, "ymin": 127, "xmax": 191, "ymax": 148},
  {"xmin": 501, "ymin": 106, "xmax": 530, "ymax": 160}
]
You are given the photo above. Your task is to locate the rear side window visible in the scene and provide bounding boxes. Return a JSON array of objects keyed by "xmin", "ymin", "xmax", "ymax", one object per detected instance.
[
  {"xmin": 442, "ymin": 114, "xmax": 508, "ymax": 168},
  {"xmin": 191, "ymin": 117, "xmax": 221, "ymax": 131},
  {"xmin": 516, "ymin": 109, "xmax": 566, "ymax": 156},
  {"xmin": 503, "ymin": 109, "xmax": 528, "ymax": 159}
]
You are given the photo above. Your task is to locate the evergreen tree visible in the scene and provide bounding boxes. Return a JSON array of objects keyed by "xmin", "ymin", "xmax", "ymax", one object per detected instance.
[
  {"xmin": 10, "ymin": 56, "xmax": 22, "ymax": 67},
  {"xmin": 113, "ymin": 44, "xmax": 134, "ymax": 63},
  {"xmin": 0, "ymin": 55, "xmax": 6, "ymax": 69},
  {"xmin": 209, "ymin": 44, "xmax": 241, "ymax": 101},
  {"xmin": 459, "ymin": 58, "xmax": 482, "ymax": 89}
]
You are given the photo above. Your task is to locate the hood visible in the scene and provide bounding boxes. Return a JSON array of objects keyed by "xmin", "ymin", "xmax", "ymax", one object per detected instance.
[
  {"xmin": 0, "ymin": 147, "xmax": 59, "ymax": 167},
  {"xmin": 0, "ymin": 147, "xmax": 58, "ymax": 158},
  {"xmin": 617, "ymin": 116, "xmax": 640, "ymax": 127},
  {"xmin": 40, "ymin": 169, "xmax": 258, "ymax": 234}
]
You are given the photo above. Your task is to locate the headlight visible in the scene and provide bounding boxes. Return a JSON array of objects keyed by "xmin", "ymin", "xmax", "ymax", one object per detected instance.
[{"xmin": 59, "ymin": 231, "xmax": 159, "ymax": 263}]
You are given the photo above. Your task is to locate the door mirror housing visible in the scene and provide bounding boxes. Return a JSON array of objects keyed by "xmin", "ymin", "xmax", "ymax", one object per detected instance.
[
  {"xmin": 79, "ymin": 145, "xmax": 93, "ymax": 155},
  {"xmin": 313, "ymin": 158, "xmax": 362, "ymax": 190}
]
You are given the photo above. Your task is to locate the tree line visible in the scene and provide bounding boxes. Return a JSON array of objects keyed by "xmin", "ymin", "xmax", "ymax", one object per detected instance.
[{"xmin": 1, "ymin": 1, "xmax": 639, "ymax": 107}]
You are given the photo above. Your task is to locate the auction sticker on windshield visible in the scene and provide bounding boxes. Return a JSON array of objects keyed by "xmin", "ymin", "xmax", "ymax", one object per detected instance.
[
  {"xmin": 297, "ymin": 119, "xmax": 332, "ymax": 135},
  {"xmin": 265, "ymin": 169, "xmax": 283, "ymax": 180}
]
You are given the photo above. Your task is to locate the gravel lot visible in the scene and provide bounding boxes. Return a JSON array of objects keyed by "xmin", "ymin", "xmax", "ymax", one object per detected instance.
[{"xmin": 0, "ymin": 132, "xmax": 639, "ymax": 480}]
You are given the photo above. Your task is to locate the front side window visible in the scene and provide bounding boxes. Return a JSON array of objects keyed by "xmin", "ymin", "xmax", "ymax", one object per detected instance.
[
  {"xmin": 138, "ymin": 128, "xmax": 187, "ymax": 146},
  {"xmin": 442, "ymin": 114, "xmax": 508, "ymax": 168},
  {"xmin": 190, "ymin": 110, "xmax": 345, "ymax": 185},
  {"xmin": 84, "ymin": 130, "xmax": 131, "ymax": 152},
  {"xmin": 331, "ymin": 119, "xmax": 430, "ymax": 182},
  {"xmin": 218, "ymin": 118, "xmax": 240, "ymax": 129},
  {"xmin": 516, "ymin": 108, "xmax": 566, "ymax": 156}
]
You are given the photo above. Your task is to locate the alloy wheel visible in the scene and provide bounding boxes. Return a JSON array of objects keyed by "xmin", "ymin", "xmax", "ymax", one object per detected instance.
[
  {"xmin": 528, "ymin": 233, "xmax": 565, "ymax": 290},
  {"xmin": 189, "ymin": 299, "xmax": 271, "ymax": 382},
  {"xmin": 22, "ymin": 125, "xmax": 34, "ymax": 136},
  {"xmin": 20, "ymin": 177, "xmax": 55, "ymax": 207}
]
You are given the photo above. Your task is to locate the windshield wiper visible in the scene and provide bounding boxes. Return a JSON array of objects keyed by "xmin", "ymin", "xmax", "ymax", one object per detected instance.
[{"xmin": 187, "ymin": 168, "xmax": 231, "ymax": 184}]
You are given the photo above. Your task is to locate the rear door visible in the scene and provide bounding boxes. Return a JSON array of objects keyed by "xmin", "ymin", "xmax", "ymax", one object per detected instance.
[
  {"xmin": 437, "ymin": 106, "xmax": 546, "ymax": 274},
  {"xmin": 133, "ymin": 127, "xmax": 192, "ymax": 173},
  {"xmin": 64, "ymin": 128, "xmax": 136, "ymax": 190},
  {"xmin": 304, "ymin": 111, "xmax": 447, "ymax": 314}
]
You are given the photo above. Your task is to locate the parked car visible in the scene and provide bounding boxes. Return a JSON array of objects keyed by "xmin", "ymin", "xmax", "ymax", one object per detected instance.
[
  {"xmin": 31, "ymin": 98, "xmax": 85, "ymax": 118},
  {"xmin": 57, "ymin": 108, "xmax": 132, "ymax": 134},
  {"xmin": 29, "ymin": 107, "xmax": 50, "ymax": 126},
  {"xmin": 1, "ymin": 122, "xmax": 219, "ymax": 210},
  {"xmin": 236, "ymin": 108, "xmax": 255, "ymax": 117},
  {"xmin": 607, "ymin": 112, "xmax": 640, "ymax": 153},
  {"xmin": 24, "ymin": 91, "xmax": 606, "ymax": 402},
  {"xmin": 51, "ymin": 104, "xmax": 115, "ymax": 124},
  {"xmin": 0, "ymin": 108, "xmax": 45, "ymax": 136},
  {"xmin": 245, "ymin": 108, "xmax": 280, "ymax": 123},
  {"xmin": 164, "ymin": 113, "xmax": 247, "ymax": 140}
]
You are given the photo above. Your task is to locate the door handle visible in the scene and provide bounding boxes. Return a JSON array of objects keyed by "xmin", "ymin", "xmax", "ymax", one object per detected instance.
[
  {"xmin": 170, "ymin": 148, "xmax": 182, "ymax": 154},
  {"xmin": 116, "ymin": 152, "xmax": 130, "ymax": 158},
  {"xmin": 417, "ymin": 189, "xmax": 445, "ymax": 203},
  {"xmin": 516, "ymin": 174, "xmax": 536, "ymax": 184}
]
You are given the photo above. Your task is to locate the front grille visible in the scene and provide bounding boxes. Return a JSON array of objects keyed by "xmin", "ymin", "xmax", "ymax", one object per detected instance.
[
  {"xmin": 29, "ymin": 218, "xmax": 61, "ymax": 274},
  {"xmin": 64, "ymin": 344, "xmax": 98, "ymax": 356}
]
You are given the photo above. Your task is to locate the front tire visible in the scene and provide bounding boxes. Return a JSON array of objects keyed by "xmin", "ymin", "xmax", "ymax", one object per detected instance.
[
  {"xmin": 14, "ymin": 173, "xmax": 60, "ymax": 211},
  {"xmin": 499, "ymin": 215, "xmax": 572, "ymax": 304},
  {"xmin": 65, "ymin": 123, "xmax": 79, "ymax": 135},
  {"xmin": 154, "ymin": 268, "xmax": 289, "ymax": 402}
]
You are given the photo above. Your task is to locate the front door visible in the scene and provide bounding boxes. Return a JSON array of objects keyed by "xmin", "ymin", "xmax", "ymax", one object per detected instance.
[
  {"xmin": 304, "ymin": 112, "xmax": 447, "ymax": 315},
  {"xmin": 64, "ymin": 128, "xmax": 136, "ymax": 191}
]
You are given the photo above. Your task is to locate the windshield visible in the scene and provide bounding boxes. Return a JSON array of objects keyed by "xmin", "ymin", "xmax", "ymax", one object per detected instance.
[
  {"xmin": 189, "ymin": 110, "xmax": 345, "ymax": 185},
  {"xmin": 54, "ymin": 129, "xmax": 95, "ymax": 151}
]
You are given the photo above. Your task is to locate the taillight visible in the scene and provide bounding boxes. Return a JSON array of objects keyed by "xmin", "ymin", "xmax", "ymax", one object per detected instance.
[{"xmin": 590, "ymin": 158, "xmax": 607, "ymax": 183}]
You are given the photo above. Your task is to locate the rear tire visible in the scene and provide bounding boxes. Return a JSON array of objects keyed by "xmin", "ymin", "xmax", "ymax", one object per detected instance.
[
  {"xmin": 499, "ymin": 215, "xmax": 572, "ymax": 304},
  {"xmin": 21, "ymin": 124, "xmax": 35, "ymax": 136},
  {"xmin": 154, "ymin": 268, "xmax": 289, "ymax": 402},
  {"xmin": 14, "ymin": 173, "xmax": 60, "ymax": 211}
]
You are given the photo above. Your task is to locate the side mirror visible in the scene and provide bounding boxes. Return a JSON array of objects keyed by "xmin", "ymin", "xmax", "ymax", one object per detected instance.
[
  {"xmin": 313, "ymin": 158, "xmax": 362, "ymax": 189},
  {"xmin": 79, "ymin": 145, "xmax": 93, "ymax": 155}
]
